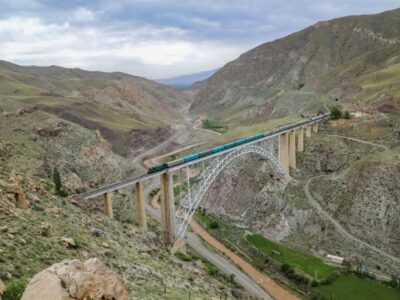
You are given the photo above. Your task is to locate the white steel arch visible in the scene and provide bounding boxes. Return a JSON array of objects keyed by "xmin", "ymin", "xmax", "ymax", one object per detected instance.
[{"xmin": 176, "ymin": 144, "xmax": 285, "ymax": 237}]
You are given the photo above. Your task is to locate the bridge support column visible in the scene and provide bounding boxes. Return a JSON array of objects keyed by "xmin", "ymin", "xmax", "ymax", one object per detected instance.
[
  {"xmin": 305, "ymin": 125, "xmax": 312, "ymax": 138},
  {"xmin": 135, "ymin": 182, "xmax": 147, "ymax": 230},
  {"xmin": 160, "ymin": 172, "xmax": 176, "ymax": 245},
  {"xmin": 297, "ymin": 128, "xmax": 304, "ymax": 152},
  {"xmin": 279, "ymin": 132, "xmax": 289, "ymax": 174},
  {"xmin": 289, "ymin": 131, "xmax": 296, "ymax": 169},
  {"xmin": 103, "ymin": 193, "xmax": 113, "ymax": 218},
  {"xmin": 313, "ymin": 123, "xmax": 319, "ymax": 133}
]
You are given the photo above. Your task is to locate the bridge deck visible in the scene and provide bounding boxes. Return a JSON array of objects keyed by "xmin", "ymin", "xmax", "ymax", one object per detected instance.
[{"xmin": 79, "ymin": 114, "xmax": 328, "ymax": 199}]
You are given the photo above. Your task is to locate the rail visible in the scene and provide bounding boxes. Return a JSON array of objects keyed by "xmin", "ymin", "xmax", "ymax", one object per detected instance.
[{"xmin": 78, "ymin": 113, "xmax": 329, "ymax": 199}]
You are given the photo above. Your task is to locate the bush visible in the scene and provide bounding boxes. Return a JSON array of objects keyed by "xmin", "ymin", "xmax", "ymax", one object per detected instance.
[
  {"xmin": 52, "ymin": 167, "xmax": 68, "ymax": 197},
  {"xmin": 208, "ymin": 221, "xmax": 219, "ymax": 229},
  {"xmin": 311, "ymin": 280, "xmax": 319, "ymax": 287},
  {"xmin": 175, "ymin": 252, "xmax": 193, "ymax": 262},
  {"xmin": 343, "ymin": 111, "xmax": 351, "ymax": 119},
  {"xmin": 390, "ymin": 275, "xmax": 399, "ymax": 288},
  {"xmin": 330, "ymin": 106, "xmax": 342, "ymax": 120},
  {"xmin": 3, "ymin": 279, "xmax": 28, "ymax": 300}
]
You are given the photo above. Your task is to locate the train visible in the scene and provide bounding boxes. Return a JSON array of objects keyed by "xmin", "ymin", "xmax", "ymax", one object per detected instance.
[{"xmin": 147, "ymin": 114, "xmax": 329, "ymax": 174}]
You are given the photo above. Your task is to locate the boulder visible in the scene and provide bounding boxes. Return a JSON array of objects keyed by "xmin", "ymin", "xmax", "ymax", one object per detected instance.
[
  {"xmin": 21, "ymin": 258, "xmax": 128, "ymax": 300},
  {"xmin": 0, "ymin": 279, "xmax": 5, "ymax": 299},
  {"xmin": 6, "ymin": 184, "xmax": 28, "ymax": 209},
  {"xmin": 59, "ymin": 237, "xmax": 76, "ymax": 249}
]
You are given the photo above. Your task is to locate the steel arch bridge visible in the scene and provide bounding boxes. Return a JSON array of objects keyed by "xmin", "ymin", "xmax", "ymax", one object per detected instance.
[
  {"xmin": 79, "ymin": 114, "xmax": 327, "ymax": 245},
  {"xmin": 175, "ymin": 142, "xmax": 285, "ymax": 238}
]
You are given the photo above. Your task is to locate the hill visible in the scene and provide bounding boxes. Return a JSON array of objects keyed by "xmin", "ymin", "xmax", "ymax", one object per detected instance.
[
  {"xmin": 190, "ymin": 8, "xmax": 400, "ymax": 124},
  {"xmin": 156, "ymin": 69, "xmax": 219, "ymax": 90},
  {"xmin": 0, "ymin": 60, "xmax": 190, "ymax": 155},
  {"xmin": 0, "ymin": 99, "xmax": 248, "ymax": 299}
]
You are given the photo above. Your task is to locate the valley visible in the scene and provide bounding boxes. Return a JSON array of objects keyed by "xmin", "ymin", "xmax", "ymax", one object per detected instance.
[{"xmin": 1, "ymin": 5, "xmax": 400, "ymax": 300}]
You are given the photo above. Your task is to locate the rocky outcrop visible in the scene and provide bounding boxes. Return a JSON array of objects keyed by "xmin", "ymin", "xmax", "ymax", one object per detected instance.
[
  {"xmin": 6, "ymin": 183, "xmax": 28, "ymax": 209},
  {"xmin": 21, "ymin": 258, "xmax": 129, "ymax": 300},
  {"xmin": 0, "ymin": 279, "xmax": 5, "ymax": 300}
]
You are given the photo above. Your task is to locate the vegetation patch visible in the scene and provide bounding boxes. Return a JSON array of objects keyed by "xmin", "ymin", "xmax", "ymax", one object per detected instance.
[
  {"xmin": 314, "ymin": 274, "xmax": 400, "ymax": 300},
  {"xmin": 202, "ymin": 119, "xmax": 228, "ymax": 134},
  {"xmin": 247, "ymin": 234, "xmax": 339, "ymax": 280}
]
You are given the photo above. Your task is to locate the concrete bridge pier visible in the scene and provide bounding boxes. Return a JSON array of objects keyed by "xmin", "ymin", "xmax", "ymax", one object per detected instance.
[
  {"xmin": 297, "ymin": 127, "xmax": 304, "ymax": 152},
  {"xmin": 160, "ymin": 172, "xmax": 176, "ymax": 245},
  {"xmin": 313, "ymin": 123, "xmax": 319, "ymax": 133},
  {"xmin": 135, "ymin": 182, "xmax": 147, "ymax": 230},
  {"xmin": 305, "ymin": 125, "xmax": 312, "ymax": 138},
  {"xmin": 289, "ymin": 130, "xmax": 296, "ymax": 169},
  {"xmin": 279, "ymin": 132, "xmax": 289, "ymax": 174},
  {"xmin": 103, "ymin": 192, "xmax": 113, "ymax": 218}
]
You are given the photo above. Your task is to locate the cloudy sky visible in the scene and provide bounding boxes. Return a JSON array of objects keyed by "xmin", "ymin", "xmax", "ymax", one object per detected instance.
[{"xmin": 0, "ymin": 0, "xmax": 398, "ymax": 79}]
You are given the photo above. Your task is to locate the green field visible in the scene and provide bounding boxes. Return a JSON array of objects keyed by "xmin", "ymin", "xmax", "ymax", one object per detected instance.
[
  {"xmin": 315, "ymin": 275, "xmax": 400, "ymax": 300},
  {"xmin": 247, "ymin": 234, "xmax": 339, "ymax": 280},
  {"xmin": 202, "ymin": 119, "xmax": 228, "ymax": 133}
]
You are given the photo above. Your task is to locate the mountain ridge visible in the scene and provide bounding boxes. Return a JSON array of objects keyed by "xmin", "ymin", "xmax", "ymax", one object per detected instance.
[
  {"xmin": 190, "ymin": 7, "xmax": 400, "ymax": 124},
  {"xmin": 0, "ymin": 60, "xmax": 190, "ymax": 156}
]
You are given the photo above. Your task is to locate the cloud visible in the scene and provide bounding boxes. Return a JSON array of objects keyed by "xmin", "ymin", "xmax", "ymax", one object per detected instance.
[
  {"xmin": 0, "ymin": 16, "xmax": 249, "ymax": 78},
  {"xmin": 73, "ymin": 7, "xmax": 95, "ymax": 22},
  {"xmin": 0, "ymin": 0, "xmax": 399, "ymax": 78}
]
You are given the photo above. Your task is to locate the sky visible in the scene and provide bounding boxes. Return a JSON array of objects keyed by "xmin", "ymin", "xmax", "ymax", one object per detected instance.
[{"xmin": 0, "ymin": 0, "xmax": 399, "ymax": 79}]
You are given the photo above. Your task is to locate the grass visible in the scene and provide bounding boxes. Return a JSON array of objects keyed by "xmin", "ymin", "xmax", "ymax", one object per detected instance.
[
  {"xmin": 315, "ymin": 274, "xmax": 400, "ymax": 300},
  {"xmin": 217, "ymin": 114, "xmax": 303, "ymax": 142},
  {"xmin": 247, "ymin": 234, "xmax": 339, "ymax": 280},
  {"xmin": 202, "ymin": 119, "xmax": 228, "ymax": 134}
]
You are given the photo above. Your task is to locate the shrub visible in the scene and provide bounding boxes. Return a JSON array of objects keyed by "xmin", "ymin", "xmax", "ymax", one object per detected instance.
[
  {"xmin": 343, "ymin": 111, "xmax": 351, "ymax": 119},
  {"xmin": 208, "ymin": 221, "xmax": 219, "ymax": 229},
  {"xmin": 3, "ymin": 279, "xmax": 28, "ymax": 300},
  {"xmin": 330, "ymin": 106, "xmax": 342, "ymax": 120},
  {"xmin": 52, "ymin": 167, "xmax": 68, "ymax": 197},
  {"xmin": 175, "ymin": 252, "xmax": 193, "ymax": 262},
  {"xmin": 311, "ymin": 280, "xmax": 319, "ymax": 287}
]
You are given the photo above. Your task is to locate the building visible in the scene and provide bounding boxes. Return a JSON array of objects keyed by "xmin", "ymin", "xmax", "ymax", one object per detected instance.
[{"xmin": 326, "ymin": 254, "xmax": 344, "ymax": 265}]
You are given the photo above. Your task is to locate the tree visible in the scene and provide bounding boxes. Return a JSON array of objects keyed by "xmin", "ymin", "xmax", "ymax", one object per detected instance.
[
  {"xmin": 330, "ymin": 106, "xmax": 342, "ymax": 120},
  {"xmin": 53, "ymin": 167, "xmax": 68, "ymax": 197}
]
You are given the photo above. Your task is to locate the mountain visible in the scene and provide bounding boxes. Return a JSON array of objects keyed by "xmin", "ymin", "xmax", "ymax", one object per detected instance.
[
  {"xmin": 0, "ymin": 98, "xmax": 248, "ymax": 299},
  {"xmin": 0, "ymin": 60, "xmax": 190, "ymax": 155},
  {"xmin": 190, "ymin": 8, "xmax": 400, "ymax": 124},
  {"xmin": 156, "ymin": 69, "xmax": 219, "ymax": 90}
]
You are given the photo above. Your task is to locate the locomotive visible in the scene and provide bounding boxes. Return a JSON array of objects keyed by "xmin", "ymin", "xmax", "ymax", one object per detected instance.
[{"xmin": 147, "ymin": 114, "xmax": 328, "ymax": 174}]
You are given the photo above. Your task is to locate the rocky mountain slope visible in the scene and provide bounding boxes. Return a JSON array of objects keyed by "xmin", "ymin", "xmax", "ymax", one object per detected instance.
[
  {"xmin": 0, "ymin": 60, "xmax": 190, "ymax": 156},
  {"xmin": 191, "ymin": 8, "xmax": 400, "ymax": 124},
  {"xmin": 0, "ymin": 99, "xmax": 247, "ymax": 299}
]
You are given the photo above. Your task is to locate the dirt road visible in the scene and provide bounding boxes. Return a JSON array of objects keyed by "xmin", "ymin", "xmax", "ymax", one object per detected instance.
[
  {"xmin": 304, "ymin": 134, "xmax": 400, "ymax": 265},
  {"xmin": 190, "ymin": 220, "xmax": 299, "ymax": 300}
]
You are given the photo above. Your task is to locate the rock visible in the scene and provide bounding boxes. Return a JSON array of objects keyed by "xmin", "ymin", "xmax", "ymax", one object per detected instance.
[
  {"xmin": 90, "ymin": 227, "xmax": 103, "ymax": 237},
  {"xmin": 60, "ymin": 237, "xmax": 76, "ymax": 249},
  {"xmin": 0, "ymin": 279, "xmax": 5, "ymax": 298},
  {"xmin": 21, "ymin": 258, "xmax": 128, "ymax": 300},
  {"xmin": 6, "ymin": 184, "xmax": 28, "ymax": 209},
  {"xmin": 40, "ymin": 222, "xmax": 51, "ymax": 237},
  {"xmin": 8, "ymin": 227, "xmax": 18, "ymax": 234},
  {"xmin": 5, "ymin": 106, "xmax": 38, "ymax": 117},
  {"xmin": 0, "ymin": 226, "xmax": 8, "ymax": 232}
]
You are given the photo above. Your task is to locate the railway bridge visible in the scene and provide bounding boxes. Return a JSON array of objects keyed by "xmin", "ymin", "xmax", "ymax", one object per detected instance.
[{"xmin": 79, "ymin": 114, "xmax": 328, "ymax": 246}]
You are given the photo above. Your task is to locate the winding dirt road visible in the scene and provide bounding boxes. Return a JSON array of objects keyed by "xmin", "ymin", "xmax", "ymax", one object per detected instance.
[
  {"xmin": 304, "ymin": 134, "xmax": 400, "ymax": 265},
  {"xmin": 190, "ymin": 220, "xmax": 299, "ymax": 300}
]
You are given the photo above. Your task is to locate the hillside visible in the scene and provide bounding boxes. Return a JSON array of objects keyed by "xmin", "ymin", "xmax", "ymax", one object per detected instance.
[
  {"xmin": 156, "ymin": 69, "xmax": 218, "ymax": 90},
  {"xmin": 0, "ymin": 60, "xmax": 190, "ymax": 155},
  {"xmin": 0, "ymin": 99, "xmax": 248, "ymax": 299},
  {"xmin": 190, "ymin": 8, "xmax": 400, "ymax": 124}
]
